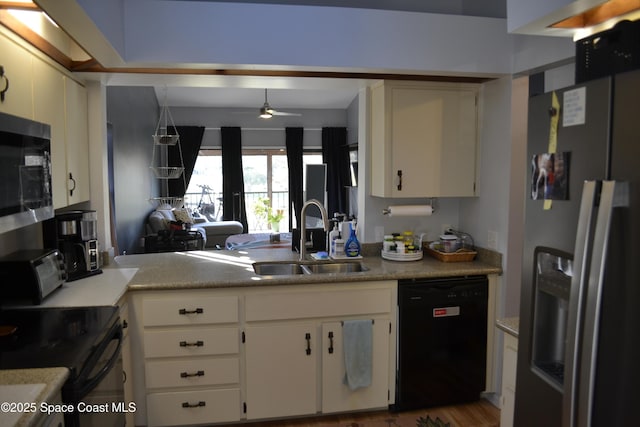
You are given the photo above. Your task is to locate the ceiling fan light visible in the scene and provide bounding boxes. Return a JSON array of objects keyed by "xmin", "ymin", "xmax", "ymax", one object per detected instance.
[{"xmin": 260, "ymin": 107, "xmax": 272, "ymax": 119}]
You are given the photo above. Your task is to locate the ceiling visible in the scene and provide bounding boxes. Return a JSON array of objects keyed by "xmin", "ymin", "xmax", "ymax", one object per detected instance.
[
  {"xmin": 168, "ymin": 0, "xmax": 506, "ymax": 19},
  {"xmin": 147, "ymin": 0, "xmax": 506, "ymax": 111}
]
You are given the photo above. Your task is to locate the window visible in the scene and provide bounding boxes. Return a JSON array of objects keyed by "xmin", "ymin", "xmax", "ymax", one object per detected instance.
[{"xmin": 186, "ymin": 149, "xmax": 321, "ymax": 233}]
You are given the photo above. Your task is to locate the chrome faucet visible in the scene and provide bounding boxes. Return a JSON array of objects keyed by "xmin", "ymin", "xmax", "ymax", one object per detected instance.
[{"xmin": 299, "ymin": 199, "xmax": 330, "ymax": 261}]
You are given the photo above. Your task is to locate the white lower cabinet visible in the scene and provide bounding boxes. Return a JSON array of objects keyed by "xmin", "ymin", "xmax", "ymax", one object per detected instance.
[
  {"xmin": 244, "ymin": 281, "xmax": 396, "ymax": 420},
  {"xmin": 130, "ymin": 281, "xmax": 396, "ymax": 426},
  {"xmin": 245, "ymin": 323, "xmax": 318, "ymax": 419},
  {"xmin": 500, "ymin": 332, "xmax": 519, "ymax": 427},
  {"xmin": 321, "ymin": 320, "xmax": 390, "ymax": 413},
  {"xmin": 130, "ymin": 291, "xmax": 242, "ymax": 427}
]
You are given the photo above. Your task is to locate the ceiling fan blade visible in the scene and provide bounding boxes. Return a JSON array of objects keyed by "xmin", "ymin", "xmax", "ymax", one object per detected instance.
[
  {"xmin": 271, "ymin": 110, "xmax": 301, "ymax": 116},
  {"xmin": 257, "ymin": 89, "xmax": 302, "ymax": 118}
]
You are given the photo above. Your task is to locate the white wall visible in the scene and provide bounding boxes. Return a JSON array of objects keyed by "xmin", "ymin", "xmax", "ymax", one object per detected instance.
[{"xmin": 459, "ymin": 77, "xmax": 513, "ymax": 253}]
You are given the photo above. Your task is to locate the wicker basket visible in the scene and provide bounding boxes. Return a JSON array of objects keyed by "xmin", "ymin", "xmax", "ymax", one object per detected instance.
[{"xmin": 424, "ymin": 246, "xmax": 477, "ymax": 262}]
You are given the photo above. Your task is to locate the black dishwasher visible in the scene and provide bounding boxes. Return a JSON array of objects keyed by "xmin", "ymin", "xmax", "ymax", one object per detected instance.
[{"xmin": 393, "ymin": 275, "xmax": 488, "ymax": 411}]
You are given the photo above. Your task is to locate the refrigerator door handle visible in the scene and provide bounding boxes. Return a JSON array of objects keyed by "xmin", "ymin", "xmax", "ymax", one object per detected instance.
[
  {"xmin": 576, "ymin": 181, "xmax": 629, "ymax": 427},
  {"xmin": 563, "ymin": 180, "xmax": 598, "ymax": 427}
]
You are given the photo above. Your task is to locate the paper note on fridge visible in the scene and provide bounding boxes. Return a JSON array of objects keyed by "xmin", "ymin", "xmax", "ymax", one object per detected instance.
[{"xmin": 563, "ymin": 87, "xmax": 587, "ymax": 127}]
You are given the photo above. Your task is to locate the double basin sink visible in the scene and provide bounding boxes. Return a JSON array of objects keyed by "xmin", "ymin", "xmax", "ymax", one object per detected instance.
[{"xmin": 253, "ymin": 260, "xmax": 367, "ymax": 276}]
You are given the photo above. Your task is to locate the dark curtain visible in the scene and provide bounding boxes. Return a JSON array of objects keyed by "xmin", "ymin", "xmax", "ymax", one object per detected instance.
[
  {"xmin": 167, "ymin": 125, "xmax": 204, "ymax": 198},
  {"xmin": 285, "ymin": 127, "xmax": 304, "ymax": 230},
  {"xmin": 221, "ymin": 127, "xmax": 248, "ymax": 232},
  {"xmin": 322, "ymin": 127, "xmax": 349, "ymax": 217}
]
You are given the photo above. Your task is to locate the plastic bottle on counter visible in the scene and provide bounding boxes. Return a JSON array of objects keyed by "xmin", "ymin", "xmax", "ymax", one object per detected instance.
[
  {"xmin": 383, "ymin": 235, "xmax": 395, "ymax": 252},
  {"xmin": 334, "ymin": 238, "xmax": 345, "ymax": 257},
  {"xmin": 328, "ymin": 220, "xmax": 341, "ymax": 258},
  {"xmin": 345, "ymin": 222, "xmax": 361, "ymax": 257}
]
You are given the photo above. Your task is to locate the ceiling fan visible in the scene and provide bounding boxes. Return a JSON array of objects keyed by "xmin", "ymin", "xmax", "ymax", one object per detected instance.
[{"xmin": 258, "ymin": 88, "xmax": 301, "ymax": 118}]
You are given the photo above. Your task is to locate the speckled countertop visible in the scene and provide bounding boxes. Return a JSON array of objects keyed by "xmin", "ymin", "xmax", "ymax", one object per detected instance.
[
  {"xmin": 0, "ymin": 368, "xmax": 69, "ymax": 427},
  {"xmin": 114, "ymin": 245, "xmax": 502, "ymax": 291},
  {"xmin": 496, "ymin": 317, "xmax": 519, "ymax": 338}
]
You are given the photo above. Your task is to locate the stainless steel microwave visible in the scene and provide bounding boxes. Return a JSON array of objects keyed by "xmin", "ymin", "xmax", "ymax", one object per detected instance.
[{"xmin": 0, "ymin": 112, "xmax": 53, "ymax": 233}]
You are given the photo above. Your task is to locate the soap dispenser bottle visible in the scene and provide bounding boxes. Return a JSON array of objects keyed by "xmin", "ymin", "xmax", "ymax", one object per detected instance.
[
  {"xmin": 328, "ymin": 220, "xmax": 341, "ymax": 258},
  {"xmin": 345, "ymin": 222, "xmax": 361, "ymax": 257}
]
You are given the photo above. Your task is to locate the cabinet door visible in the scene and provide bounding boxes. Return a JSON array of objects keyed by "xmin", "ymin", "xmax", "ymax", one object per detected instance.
[
  {"xmin": 63, "ymin": 77, "xmax": 90, "ymax": 205},
  {"xmin": 245, "ymin": 323, "xmax": 317, "ymax": 419},
  {"xmin": 500, "ymin": 333, "xmax": 519, "ymax": 427},
  {"xmin": 391, "ymin": 87, "xmax": 477, "ymax": 197},
  {"xmin": 371, "ymin": 82, "xmax": 478, "ymax": 198},
  {"xmin": 32, "ymin": 58, "xmax": 68, "ymax": 209},
  {"xmin": 0, "ymin": 30, "xmax": 34, "ymax": 118},
  {"xmin": 321, "ymin": 320, "xmax": 390, "ymax": 413}
]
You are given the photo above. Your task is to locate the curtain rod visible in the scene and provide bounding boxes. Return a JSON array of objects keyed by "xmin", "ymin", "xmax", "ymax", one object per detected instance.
[{"xmin": 204, "ymin": 127, "xmax": 322, "ymax": 132}]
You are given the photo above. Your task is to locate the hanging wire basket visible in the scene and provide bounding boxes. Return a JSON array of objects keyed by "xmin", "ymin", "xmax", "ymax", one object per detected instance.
[
  {"xmin": 153, "ymin": 92, "xmax": 180, "ymax": 145},
  {"xmin": 148, "ymin": 197, "xmax": 184, "ymax": 209},
  {"xmin": 150, "ymin": 166, "xmax": 184, "ymax": 179},
  {"xmin": 152, "ymin": 134, "xmax": 180, "ymax": 146}
]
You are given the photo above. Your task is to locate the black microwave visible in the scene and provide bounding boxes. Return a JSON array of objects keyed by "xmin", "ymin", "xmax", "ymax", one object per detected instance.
[{"xmin": 0, "ymin": 112, "xmax": 53, "ymax": 234}]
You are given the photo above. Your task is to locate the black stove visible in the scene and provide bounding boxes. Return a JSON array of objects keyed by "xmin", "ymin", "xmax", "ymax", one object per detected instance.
[
  {"xmin": 0, "ymin": 306, "xmax": 118, "ymax": 375},
  {"xmin": 0, "ymin": 306, "xmax": 123, "ymax": 427}
]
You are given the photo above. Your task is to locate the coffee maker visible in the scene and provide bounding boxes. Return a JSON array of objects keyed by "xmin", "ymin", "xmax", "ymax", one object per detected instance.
[{"xmin": 43, "ymin": 210, "xmax": 102, "ymax": 282}]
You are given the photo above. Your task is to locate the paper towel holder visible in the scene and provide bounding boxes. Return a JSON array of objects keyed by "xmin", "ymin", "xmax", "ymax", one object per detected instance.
[{"xmin": 382, "ymin": 198, "xmax": 437, "ymax": 215}]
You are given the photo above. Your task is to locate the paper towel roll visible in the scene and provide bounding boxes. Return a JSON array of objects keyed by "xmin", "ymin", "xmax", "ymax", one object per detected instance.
[{"xmin": 384, "ymin": 205, "xmax": 433, "ymax": 217}]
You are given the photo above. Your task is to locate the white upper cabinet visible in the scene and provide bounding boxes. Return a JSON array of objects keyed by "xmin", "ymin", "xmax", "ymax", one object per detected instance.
[
  {"xmin": 0, "ymin": 29, "xmax": 34, "ymax": 119},
  {"xmin": 32, "ymin": 58, "xmax": 66, "ymax": 208},
  {"xmin": 62, "ymin": 77, "xmax": 91, "ymax": 207},
  {"xmin": 370, "ymin": 80, "xmax": 479, "ymax": 198}
]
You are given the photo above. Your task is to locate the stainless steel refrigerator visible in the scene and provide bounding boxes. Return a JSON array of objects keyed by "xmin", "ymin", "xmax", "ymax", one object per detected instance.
[{"xmin": 515, "ymin": 68, "xmax": 640, "ymax": 427}]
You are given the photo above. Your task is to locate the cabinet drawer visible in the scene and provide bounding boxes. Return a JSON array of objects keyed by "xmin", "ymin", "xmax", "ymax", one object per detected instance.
[
  {"xmin": 143, "ymin": 295, "xmax": 238, "ymax": 326},
  {"xmin": 246, "ymin": 288, "xmax": 392, "ymax": 321},
  {"xmin": 144, "ymin": 327, "xmax": 239, "ymax": 358},
  {"xmin": 146, "ymin": 357, "xmax": 239, "ymax": 389},
  {"xmin": 146, "ymin": 388, "xmax": 241, "ymax": 427}
]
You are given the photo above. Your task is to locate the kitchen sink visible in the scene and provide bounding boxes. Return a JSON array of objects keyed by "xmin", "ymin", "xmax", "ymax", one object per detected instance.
[
  {"xmin": 252, "ymin": 262, "xmax": 304, "ymax": 275},
  {"xmin": 300, "ymin": 261, "xmax": 367, "ymax": 274},
  {"xmin": 252, "ymin": 260, "xmax": 367, "ymax": 276}
]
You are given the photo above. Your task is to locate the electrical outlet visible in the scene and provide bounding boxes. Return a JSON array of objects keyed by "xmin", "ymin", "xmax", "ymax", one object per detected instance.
[{"xmin": 488, "ymin": 230, "xmax": 498, "ymax": 250}]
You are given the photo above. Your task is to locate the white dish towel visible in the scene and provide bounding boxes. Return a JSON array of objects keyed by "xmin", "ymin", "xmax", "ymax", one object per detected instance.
[{"xmin": 342, "ymin": 319, "xmax": 373, "ymax": 390}]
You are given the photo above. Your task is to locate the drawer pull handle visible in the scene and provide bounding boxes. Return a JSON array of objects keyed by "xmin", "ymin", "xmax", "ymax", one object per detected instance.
[
  {"xmin": 397, "ymin": 170, "xmax": 403, "ymax": 191},
  {"xmin": 182, "ymin": 401, "xmax": 206, "ymax": 408},
  {"xmin": 328, "ymin": 331, "xmax": 334, "ymax": 354},
  {"xmin": 179, "ymin": 308, "xmax": 204, "ymax": 315},
  {"xmin": 180, "ymin": 370, "xmax": 205, "ymax": 378},
  {"xmin": 305, "ymin": 332, "xmax": 311, "ymax": 356},
  {"xmin": 179, "ymin": 340, "xmax": 204, "ymax": 347}
]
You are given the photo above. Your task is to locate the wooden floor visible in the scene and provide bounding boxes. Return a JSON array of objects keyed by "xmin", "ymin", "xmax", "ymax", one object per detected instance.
[{"xmin": 240, "ymin": 399, "xmax": 500, "ymax": 427}]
